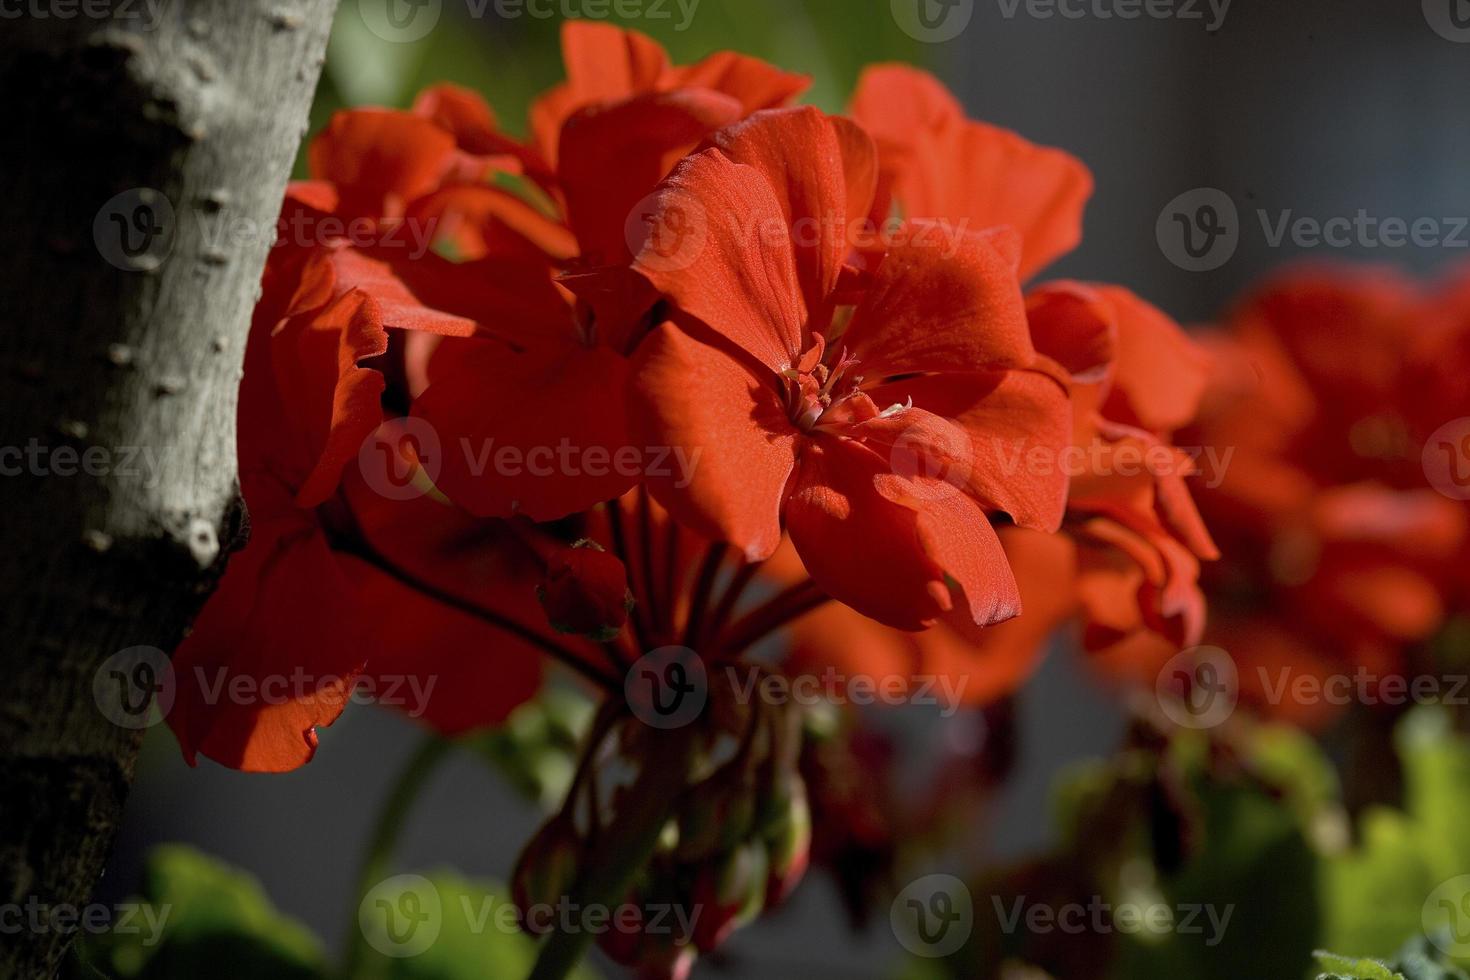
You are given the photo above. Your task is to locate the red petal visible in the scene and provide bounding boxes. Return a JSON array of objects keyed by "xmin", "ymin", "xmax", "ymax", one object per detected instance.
[
  {"xmin": 851, "ymin": 65, "xmax": 1092, "ymax": 281},
  {"xmin": 560, "ymin": 89, "xmax": 742, "ymax": 265},
  {"xmin": 1098, "ymin": 285, "xmax": 1211, "ymax": 434},
  {"xmin": 845, "ymin": 226, "xmax": 1033, "ymax": 377},
  {"xmin": 860, "ymin": 368, "xmax": 1072, "ymax": 532},
  {"xmin": 412, "ymin": 340, "xmax": 636, "ymax": 521},
  {"xmin": 169, "ymin": 512, "xmax": 364, "ymax": 772},
  {"xmin": 531, "ymin": 20, "xmax": 672, "ymax": 170},
  {"xmin": 308, "ymin": 109, "xmax": 458, "ymax": 220},
  {"xmin": 785, "ymin": 438, "xmax": 1019, "ymax": 629},
  {"xmin": 674, "ymin": 50, "xmax": 810, "ymax": 113},
  {"xmin": 634, "ymin": 149, "xmax": 806, "ymax": 372},
  {"xmin": 711, "ymin": 108, "xmax": 875, "ymax": 318},
  {"xmin": 1025, "ymin": 281, "xmax": 1118, "ymax": 383},
  {"xmin": 629, "ymin": 323, "xmax": 798, "ymax": 560},
  {"xmin": 343, "ymin": 556, "xmax": 545, "ymax": 734},
  {"xmin": 406, "ymin": 185, "xmax": 578, "ymax": 263}
]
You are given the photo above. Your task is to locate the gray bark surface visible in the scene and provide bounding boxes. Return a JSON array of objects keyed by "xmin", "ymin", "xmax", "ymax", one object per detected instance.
[{"xmin": 0, "ymin": 2, "xmax": 339, "ymax": 975}]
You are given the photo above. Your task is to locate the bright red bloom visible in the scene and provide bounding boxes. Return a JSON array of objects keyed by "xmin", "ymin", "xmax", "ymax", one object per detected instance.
[
  {"xmin": 168, "ymin": 189, "xmax": 572, "ymax": 772},
  {"xmin": 409, "ymin": 22, "xmax": 809, "ymax": 522},
  {"xmin": 629, "ymin": 107, "xmax": 1072, "ymax": 630},
  {"xmin": 776, "ymin": 70, "xmax": 1212, "ymax": 691}
]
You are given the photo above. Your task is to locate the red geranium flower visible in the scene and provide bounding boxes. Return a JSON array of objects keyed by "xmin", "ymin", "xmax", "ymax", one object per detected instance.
[{"xmin": 628, "ymin": 107, "xmax": 1072, "ymax": 630}]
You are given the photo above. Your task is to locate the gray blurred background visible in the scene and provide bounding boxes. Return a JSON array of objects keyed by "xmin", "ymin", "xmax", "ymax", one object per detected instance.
[{"xmin": 94, "ymin": 1, "xmax": 1470, "ymax": 976}]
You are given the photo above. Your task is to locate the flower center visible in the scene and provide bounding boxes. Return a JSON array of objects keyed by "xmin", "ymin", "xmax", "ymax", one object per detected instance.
[{"xmin": 784, "ymin": 334, "xmax": 876, "ymax": 433}]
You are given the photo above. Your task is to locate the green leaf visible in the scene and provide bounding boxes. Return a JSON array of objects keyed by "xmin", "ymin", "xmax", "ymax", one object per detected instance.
[
  {"xmin": 355, "ymin": 872, "xmax": 597, "ymax": 980},
  {"xmin": 1314, "ymin": 950, "xmax": 1407, "ymax": 980},
  {"xmin": 76, "ymin": 845, "xmax": 324, "ymax": 979}
]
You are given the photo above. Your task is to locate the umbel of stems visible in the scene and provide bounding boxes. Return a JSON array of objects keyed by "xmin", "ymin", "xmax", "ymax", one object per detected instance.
[{"xmin": 344, "ymin": 487, "xmax": 828, "ymax": 980}]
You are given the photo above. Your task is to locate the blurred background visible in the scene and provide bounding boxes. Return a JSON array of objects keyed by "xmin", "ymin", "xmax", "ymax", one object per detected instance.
[{"xmin": 93, "ymin": 1, "xmax": 1470, "ymax": 976}]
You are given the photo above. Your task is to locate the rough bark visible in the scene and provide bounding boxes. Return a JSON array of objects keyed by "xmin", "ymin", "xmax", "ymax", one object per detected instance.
[{"xmin": 0, "ymin": 2, "xmax": 338, "ymax": 975}]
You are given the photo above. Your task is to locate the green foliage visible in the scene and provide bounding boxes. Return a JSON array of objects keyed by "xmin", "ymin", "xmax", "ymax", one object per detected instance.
[
  {"xmin": 913, "ymin": 709, "xmax": 1470, "ymax": 980},
  {"xmin": 73, "ymin": 845, "xmax": 324, "ymax": 979},
  {"xmin": 1315, "ymin": 950, "xmax": 1406, "ymax": 980},
  {"xmin": 71, "ymin": 848, "xmax": 594, "ymax": 980},
  {"xmin": 300, "ymin": 0, "xmax": 932, "ymax": 176}
]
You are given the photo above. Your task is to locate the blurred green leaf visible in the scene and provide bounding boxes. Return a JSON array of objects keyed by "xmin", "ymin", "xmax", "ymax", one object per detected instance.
[
  {"xmin": 74, "ymin": 845, "xmax": 324, "ymax": 979},
  {"xmin": 358, "ymin": 872, "xmax": 597, "ymax": 980}
]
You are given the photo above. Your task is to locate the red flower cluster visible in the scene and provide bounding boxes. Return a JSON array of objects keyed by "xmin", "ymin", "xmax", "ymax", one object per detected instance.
[
  {"xmin": 1187, "ymin": 264, "xmax": 1470, "ymax": 727},
  {"xmin": 171, "ymin": 22, "xmax": 1227, "ymax": 771}
]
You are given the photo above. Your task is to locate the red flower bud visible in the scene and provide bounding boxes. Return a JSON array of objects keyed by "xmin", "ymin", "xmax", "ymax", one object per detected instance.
[
  {"xmin": 764, "ymin": 778, "xmax": 812, "ymax": 907},
  {"xmin": 690, "ymin": 842, "xmax": 769, "ymax": 952},
  {"xmin": 537, "ymin": 540, "xmax": 632, "ymax": 640}
]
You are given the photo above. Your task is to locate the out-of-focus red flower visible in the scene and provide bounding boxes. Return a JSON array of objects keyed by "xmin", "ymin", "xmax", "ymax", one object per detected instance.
[
  {"xmin": 629, "ymin": 107, "xmax": 1072, "ymax": 630},
  {"xmin": 1186, "ymin": 265, "xmax": 1470, "ymax": 726},
  {"xmin": 408, "ymin": 22, "xmax": 809, "ymax": 522}
]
